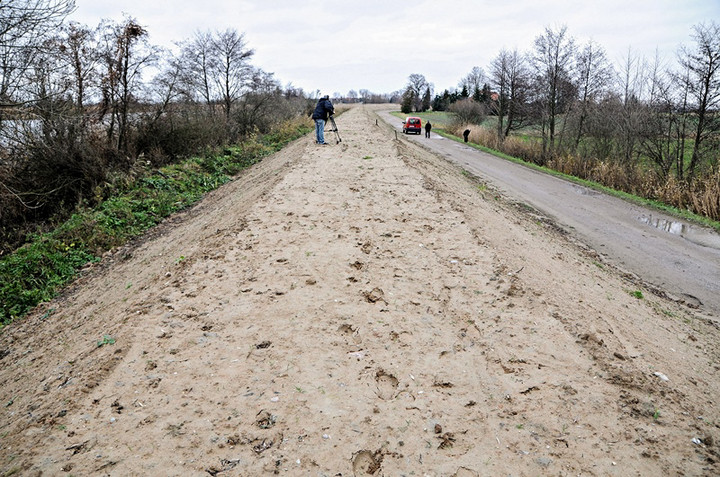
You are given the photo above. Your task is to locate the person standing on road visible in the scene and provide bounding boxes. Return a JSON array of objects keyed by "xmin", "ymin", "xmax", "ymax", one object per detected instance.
[
  {"xmin": 425, "ymin": 121, "xmax": 432, "ymax": 138},
  {"xmin": 312, "ymin": 95, "xmax": 335, "ymax": 145},
  {"xmin": 463, "ymin": 129, "xmax": 470, "ymax": 143}
]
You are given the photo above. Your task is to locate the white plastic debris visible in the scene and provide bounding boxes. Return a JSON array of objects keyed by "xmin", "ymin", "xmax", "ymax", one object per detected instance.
[{"xmin": 654, "ymin": 372, "xmax": 669, "ymax": 381}]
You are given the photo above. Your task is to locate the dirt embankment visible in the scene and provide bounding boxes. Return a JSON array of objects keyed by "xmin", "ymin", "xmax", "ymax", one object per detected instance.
[{"xmin": 1, "ymin": 105, "xmax": 718, "ymax": 476}]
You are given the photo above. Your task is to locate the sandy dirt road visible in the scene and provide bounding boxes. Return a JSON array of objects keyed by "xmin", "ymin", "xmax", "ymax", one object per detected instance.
[
  {"xmin": 379, "ymin": 110, "xmax": 720, "ymax": 319},
  {"xmin": 1, "ymin": 105, "xmax": 718, "ymax": 476}
]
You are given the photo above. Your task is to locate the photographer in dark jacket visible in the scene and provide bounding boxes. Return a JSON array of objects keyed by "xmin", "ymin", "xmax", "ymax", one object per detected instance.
[{"xmin": 311, "ymin": 95, "xmax": 334, "ymax": 145}]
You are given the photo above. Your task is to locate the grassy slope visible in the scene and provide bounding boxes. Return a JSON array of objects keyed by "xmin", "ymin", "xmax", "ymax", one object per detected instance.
[{"xmin": 0, "ymin": 119, "xmax": 312, "ymax": 327}]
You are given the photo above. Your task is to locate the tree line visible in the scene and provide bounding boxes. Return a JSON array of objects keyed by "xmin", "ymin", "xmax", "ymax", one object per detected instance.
[
  {"xmin": 2, "ymin": 2, "xmax": 718, "ymax": 252},
  {"xmin": 400, "ymin": 24, "xmax": 720, "ymax": 220},
  {"xmin": 0, "ymin": 0, "xmax": 317, "ymax": 253}
]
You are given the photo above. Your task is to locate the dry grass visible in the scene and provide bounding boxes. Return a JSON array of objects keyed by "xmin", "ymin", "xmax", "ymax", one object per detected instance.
[
  {"xmin": 688, "ymin": 169, "xmax": 720, "ymax": 220},
  {"xmin": 447, "ymin": 123, "xmax": 720, "ymax": 223}
]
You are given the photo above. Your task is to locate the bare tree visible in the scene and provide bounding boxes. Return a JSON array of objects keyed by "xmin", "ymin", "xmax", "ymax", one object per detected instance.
[
  {"xmin": 673, "ymin": 62, "xmax": 693, "ymax": 179},
  {"xmin": 614, "ymin": 47, "xmax": 648, "ymax": 164},
  {"xmin": 491, "ymin": 49, "xmax": 511, "ymax": 141},
  {"xmin": 579, "ymin": 93, "xmax": 620, "ymax": 161},
  {"xmin": 635, "ymin": 52, "xmax": 681, "ymax": 178},
  {"xmin": 490, "ymin": 48, "xmax": 531, "ymax": 141},
  {"xmin": 57, "ymin": 21, "xmax": 100, "ymax": 125},
  {"xmin": 677, "ymin": 21, "xmax": 720, "ymax": 178},
  {"xmin": 146, "ymin": 49, "xmax": 184, "ymax": 124},
  {"xmin": 0, "ymin": 0, "xmax": 75, "ymax": 106},
  {"xmin": 0, "ymin": 0, "xmax": 75, "ymax": 39},
  {"xmin": 25, "ymin": 35, "xmax": 72, "ymax": 125},
  {"xmin": 570, "ymin": 39, "xmax": 615, "ymax": 151},
  {"xmin": 459, "ymin": 66, "xmax": 485, "ymax": 98},
  {"xmin": 210, "ymin": 28, "xmax": 254, "ymax": 123},
  {"xmin": 178, "ymin": 30, "xmax": 216, "ymax": 111},
  {"xmin": 97, "ymin": 17, "xmax": 158, "ymax": 154},
  {"xmin": 234, "ymin": 68, "xmax": 283, "ymax": 136},
  {"xmin": 531, "ymin": 25, "xmax": 576, "ymax": 158}
]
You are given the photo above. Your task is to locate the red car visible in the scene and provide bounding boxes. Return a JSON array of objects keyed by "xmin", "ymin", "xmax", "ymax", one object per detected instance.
[{"xmin": 402, "ymin": 116, "xmax": 422, "ymax": 134}]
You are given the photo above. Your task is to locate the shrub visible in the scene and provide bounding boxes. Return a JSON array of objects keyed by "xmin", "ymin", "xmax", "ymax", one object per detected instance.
[
  {"xmin": 135, "ymin": 108, "xmax": 227, "ymax": 167},
  {"xmin": 0, "ymin": 116, "xmax": 312, "ymax": 326},
  {"xmin": 449, "ymin": 99, "xmax": 487, "ymax": 126}
]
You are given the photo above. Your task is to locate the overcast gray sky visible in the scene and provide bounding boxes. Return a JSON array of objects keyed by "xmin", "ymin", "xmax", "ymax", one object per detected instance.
[{"xmin": 68, "ymin": 0, "xmax": 720, "ymax": 97}]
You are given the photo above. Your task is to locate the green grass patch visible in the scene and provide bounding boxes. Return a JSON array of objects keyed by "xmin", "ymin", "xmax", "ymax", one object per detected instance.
[
  {"xmin": 0, "ymin": 119, "xmax": 312, "ymax": 327},
  {"xmin": 97, "ymin": 334, "xmax": 116, "ymax": 347}
]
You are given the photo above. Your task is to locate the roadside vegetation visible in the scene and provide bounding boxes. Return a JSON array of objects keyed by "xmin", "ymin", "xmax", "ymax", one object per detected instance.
[
  {"xmin": 392, "ymin": 109, "xmax": 720, "ymax": 231},
  {"xmin": 397, "ymin": 22, "xmax": 720, "ymax": 224},
  {"xmin": 0, "ymin": 1, "xmax": 321, "ymax": 325},
  {"xmin": 0, "ymin": 117, "xmax": 312, "ymax": 325}
]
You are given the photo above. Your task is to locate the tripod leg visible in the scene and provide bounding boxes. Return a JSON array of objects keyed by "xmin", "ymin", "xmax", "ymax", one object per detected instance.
[{"xmin": 330, "ymin": 117, "xmax": 341, "ymax": 143}]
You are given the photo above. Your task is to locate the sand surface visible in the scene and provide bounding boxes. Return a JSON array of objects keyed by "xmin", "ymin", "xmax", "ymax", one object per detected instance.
[{"xmin": 1, "ymin": 105, "xmax": 718, "ymax": 476}]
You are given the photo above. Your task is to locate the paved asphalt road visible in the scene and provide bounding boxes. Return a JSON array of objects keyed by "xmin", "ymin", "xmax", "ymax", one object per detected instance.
[{"xmin": 377, "ymin": 110, "xmax": 720, "ymax": 319}]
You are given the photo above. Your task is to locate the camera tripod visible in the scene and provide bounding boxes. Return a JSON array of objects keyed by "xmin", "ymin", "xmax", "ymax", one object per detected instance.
[{"xmin": 327, "ymin": 116, "xmax": 342, "ymax": 144}]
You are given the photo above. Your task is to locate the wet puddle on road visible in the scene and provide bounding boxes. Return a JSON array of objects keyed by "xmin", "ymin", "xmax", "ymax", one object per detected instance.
[
  {"xmin": 573, "ymin": 185, "xmax": 600, "ymax": 196},
  {"xmin": 639, "ymin": 214, "xmax": 720, "ymax": 250}
]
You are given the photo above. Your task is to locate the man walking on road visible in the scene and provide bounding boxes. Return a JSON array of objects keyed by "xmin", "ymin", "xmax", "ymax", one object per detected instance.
[
  {"xmin": 312, "ymin": 95, "xmax": 334, "ymax": 145},
  {"xmin": 425, "ymin": 121, "xmax": 432, "ymax": 138}
]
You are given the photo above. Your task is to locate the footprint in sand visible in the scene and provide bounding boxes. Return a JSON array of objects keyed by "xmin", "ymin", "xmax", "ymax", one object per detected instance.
[
  {"xmin": 338, "ymin": 323, "xmax": 362, "ymax": 345},
  {"xmin": 374, "ymin": 369, "xmax": 399, "ymax": 400},
  {"xmin": 352, "ymin": 449, "xmax": 383, "ymax": 476}
]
